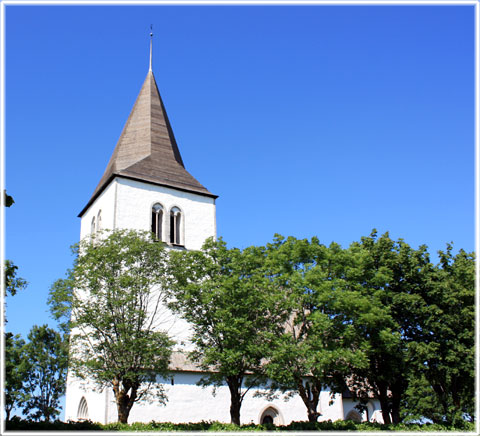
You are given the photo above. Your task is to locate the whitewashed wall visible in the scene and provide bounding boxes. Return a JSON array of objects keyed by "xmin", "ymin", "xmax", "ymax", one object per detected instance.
[
  {"xmin": 65, "ymin": 372, "xmax": 356, "ymax": 425},
  {"xmin": 80, "ymin": 177, "xmax": 216, "ymax": 250},
  {"xmin": 342, "ymin": 398, "xmax": 384, "ymax": 423},
  {"xmin": 79, "ymin": 181, "xmax": 117, "ymax": 239},
  {"xmin": 114, "ymin": 178, "xmax": 216, "ymax": 250}
]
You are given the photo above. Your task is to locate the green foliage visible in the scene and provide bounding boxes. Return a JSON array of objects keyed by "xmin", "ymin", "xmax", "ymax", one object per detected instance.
[
  {"xmin": 4, "ymin": 259, "xmax": 27, "ymax": 298},
  {"xmin": 49, "ymin": 229, "xmax": 174, "ymax": 423},
  {"xmin": 44, "ymin": 229, "xmax": 474, "ymax": 426},
  {"xmin": 336, "ymin": 231, "xmax": 435, "ymax": 424},
  {"xmin": 48, "ymin": 272, "xmax": 74, "ymax": 334},
  {"xmin": 21, "ymin": 324, "xmax": 68, "ymax": 422},
  {"xmin": 5, "ymin": 417, "xmax": 475, "ymax": 432},
  {"xmin": 404, "ymin": 245, "xmax": 475, "ymax": 425},
  {"xmin": 4, "ymin": 332, "xmax": 28, "ymax": 421},
  {"xmin": 167, "ymin": 238, "xmax": 286, "ymax": 425},
  {"xmin": 261, "ymin": 235, "xmax": 370, "ymax": 422},
  {"xmin": 261, "ymin": 231, "xmax": 474, "ymax": 426}
]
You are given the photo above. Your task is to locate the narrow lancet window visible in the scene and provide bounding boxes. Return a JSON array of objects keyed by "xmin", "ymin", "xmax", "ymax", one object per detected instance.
[
  {"xmin": 151, "ymin": 203, "xmax": 163, "ymax": 240},
  {"xmin": 77, "ymin": 396, "xmax": 89, "ymax": 420},
  {"xmin": 91, "ymin": 217, "xmax": 96, "ymax": 235},
  {"xmin": 97, "ymin": 210, "xmax": 102, "ymax": 233},
  {"xmin": 170, "ymin": 207, "xmax": 182, "ymax": 245}
]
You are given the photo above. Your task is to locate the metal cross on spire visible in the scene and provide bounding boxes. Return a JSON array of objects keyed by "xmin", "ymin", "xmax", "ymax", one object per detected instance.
[{"xmin": 149, "ymin": 25, "xmax": 153, "ymax": 72}]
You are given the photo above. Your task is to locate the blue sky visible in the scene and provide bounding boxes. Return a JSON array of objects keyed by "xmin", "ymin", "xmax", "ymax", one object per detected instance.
[{"xmin": 4, "ymin": 0, "xmax": 474, "ymax": 382}]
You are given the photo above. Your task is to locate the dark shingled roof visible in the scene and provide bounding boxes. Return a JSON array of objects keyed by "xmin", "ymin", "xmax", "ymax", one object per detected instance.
[{"xmin": 79, "ymin": 71, "xmax": 216, "ymax": 217}]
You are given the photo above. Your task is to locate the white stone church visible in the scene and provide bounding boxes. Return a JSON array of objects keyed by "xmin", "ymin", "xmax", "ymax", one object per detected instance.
[{"xmin": 64, "ymin": 45, "xmax": 383, "ymax": 425}]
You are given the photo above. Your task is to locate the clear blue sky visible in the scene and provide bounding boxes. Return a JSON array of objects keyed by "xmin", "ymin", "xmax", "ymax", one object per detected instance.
[{"xmin": 4, "ymin": 1, "xmax": 474, "ymax": 368}]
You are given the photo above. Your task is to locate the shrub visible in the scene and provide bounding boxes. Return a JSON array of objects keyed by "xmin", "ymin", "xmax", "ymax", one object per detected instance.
[{"xmin": 5, "ymin": 417, "xmax": 475, "ymax": 432}]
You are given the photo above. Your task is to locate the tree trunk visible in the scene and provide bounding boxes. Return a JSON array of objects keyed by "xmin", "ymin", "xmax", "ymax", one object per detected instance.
[
  {"xmin": 226, "ymin": 376, "xmax": 243, "ymax": 426},
  {"xmin": 377, "ymin": 386, "xmax": 391, "ymax": 425},
  {"xmin": 297, "ymin": 378, "xmax": 320, "ymax": 423},
  {"xmin": 390, "ymin": 387, "xmax": 402, "ymax": 424},
  {"xmin": 112, "ymin": 378, "xmax": 139, "ymax": 424},
  {"xmin": 5, "ymin": 408, "xmax": 11, "ymax": 422},
  {"xmin": 390, "ymin": 401, "xmax": 401, "ymax": 424},
  {"xmin": 392, "ymin": 373, "xmax": 408, "ymax": 425},
  {"xmin": 380, "ymin": 403, "xmax": 391, "ymax": 425}
]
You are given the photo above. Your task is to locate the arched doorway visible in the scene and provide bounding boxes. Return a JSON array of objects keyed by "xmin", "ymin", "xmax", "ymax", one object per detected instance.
[{"xmin": 259, "ymin": 406, "xmax": 283, "ymax": 425}]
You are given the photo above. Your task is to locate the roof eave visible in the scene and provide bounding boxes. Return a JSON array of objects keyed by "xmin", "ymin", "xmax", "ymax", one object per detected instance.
[{"xmin": 78, "ymin": 175, "xmax": 218, "ymax": 218}]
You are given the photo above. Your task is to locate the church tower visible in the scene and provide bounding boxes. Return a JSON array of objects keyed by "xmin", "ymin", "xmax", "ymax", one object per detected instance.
[
  {"xmin": 65, "ymin": 39, "xmax": 218, "ymax": 424},
  {"xmin": 77, "ymin": 62, "xmax": 217, "ymax": 249}
]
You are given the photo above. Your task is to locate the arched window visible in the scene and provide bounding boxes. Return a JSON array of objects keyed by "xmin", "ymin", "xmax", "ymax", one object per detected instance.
[
  {"xmin": 151, "ymin": 203, "xmax": 163, "ymax": 240},
  {"xmin": 169, "ymin": 207, "xmax": 182, "ymax": 245},
  {"xmin": 77, "ymin": 396, "xmax": 89, "ymax": 420},
  {"xmin": 91, "ymin": 217, "xmax": 96, "ymax": 235},
  {"xmin": 97, "ymin": 210, "xmax": 102, "ymax": 233}
]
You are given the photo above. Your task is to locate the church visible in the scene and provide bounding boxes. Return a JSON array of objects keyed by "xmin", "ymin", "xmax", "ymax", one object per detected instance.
[{"xmin": 64, "ymin": 38, "xmax": 383, "ymax": 425}]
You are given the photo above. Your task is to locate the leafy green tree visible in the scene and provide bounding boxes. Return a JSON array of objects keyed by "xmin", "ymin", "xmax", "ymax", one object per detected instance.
[
  {"xmin": 343, "ymin": 231, "xmax": 435, "ymax": 424},
  {"xmin": 262, "ymin": 235, "xmax": 369, "ymax": 422},
  {"xmin": 167, "ymin": 238, "xmax": 285, "ymax": 426},
  {"xmin": 49, "ymin": 230, "xmax": 174, "ymax": 423},
  {"xmin": 4, "ymin": 332, "xmax": 27, "ymax": 421},
  {"xmin": 21, "ymin": 325, "xmax": 68, "ymax": 421},
  {"xmin": 405, "ymin": 245, "xmax": 475, "ymax": 425}
]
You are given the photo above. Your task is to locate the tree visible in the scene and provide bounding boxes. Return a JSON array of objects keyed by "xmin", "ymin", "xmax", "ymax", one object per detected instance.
[
  {"xmin": 405, "ymin": 245, "xmax": 475, "ymax": 425},
  {"xmin": 261, "ymin": 235, "xmax": 369, "ymax": 422},
  {"xmin": 342, "ymin": 231, "xmax": 435, "ymax": 424},
  {"xmin": 167, "ymin": 238, "xmax": 285, "ymax": 426},
  {"xmin": 49, "ymin": 229, "xmax": 174, "ymax": 423},
  {"xmin": 4, "ymin": 332, "xmax": 27, "ymax": 421},
  {"xmin": 20, "ymin": 325, "xmax": 68, "ymax": 422}
]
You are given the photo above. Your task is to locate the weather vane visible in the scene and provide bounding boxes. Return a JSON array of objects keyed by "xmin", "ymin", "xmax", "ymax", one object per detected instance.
[{"xmin": 149, "ymin": 25, "xmax": 153, "ymax": 72}]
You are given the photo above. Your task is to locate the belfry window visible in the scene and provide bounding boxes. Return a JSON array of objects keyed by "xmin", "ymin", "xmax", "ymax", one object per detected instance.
[
  {"xmin": 151, "ymin": 203, "xmax": 163, "ymax": 240},
  {"xmin": 170, "ymin": 207, "xmax": 182, "ymax": 245}
]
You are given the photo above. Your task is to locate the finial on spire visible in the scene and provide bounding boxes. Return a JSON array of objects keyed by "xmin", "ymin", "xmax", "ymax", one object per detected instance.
[{"xmin": 149, "ymin": 24, "xmax": 153, "ymax": 72}]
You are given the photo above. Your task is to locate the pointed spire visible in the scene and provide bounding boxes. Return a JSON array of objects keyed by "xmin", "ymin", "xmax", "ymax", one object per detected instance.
[
  {"xmin": 149, "ymin": 25, "xmax": 153, "ymax": 72},
  {"xmin": 79, "ymin": 67, "xmax": 216, "ymax": 217}
]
